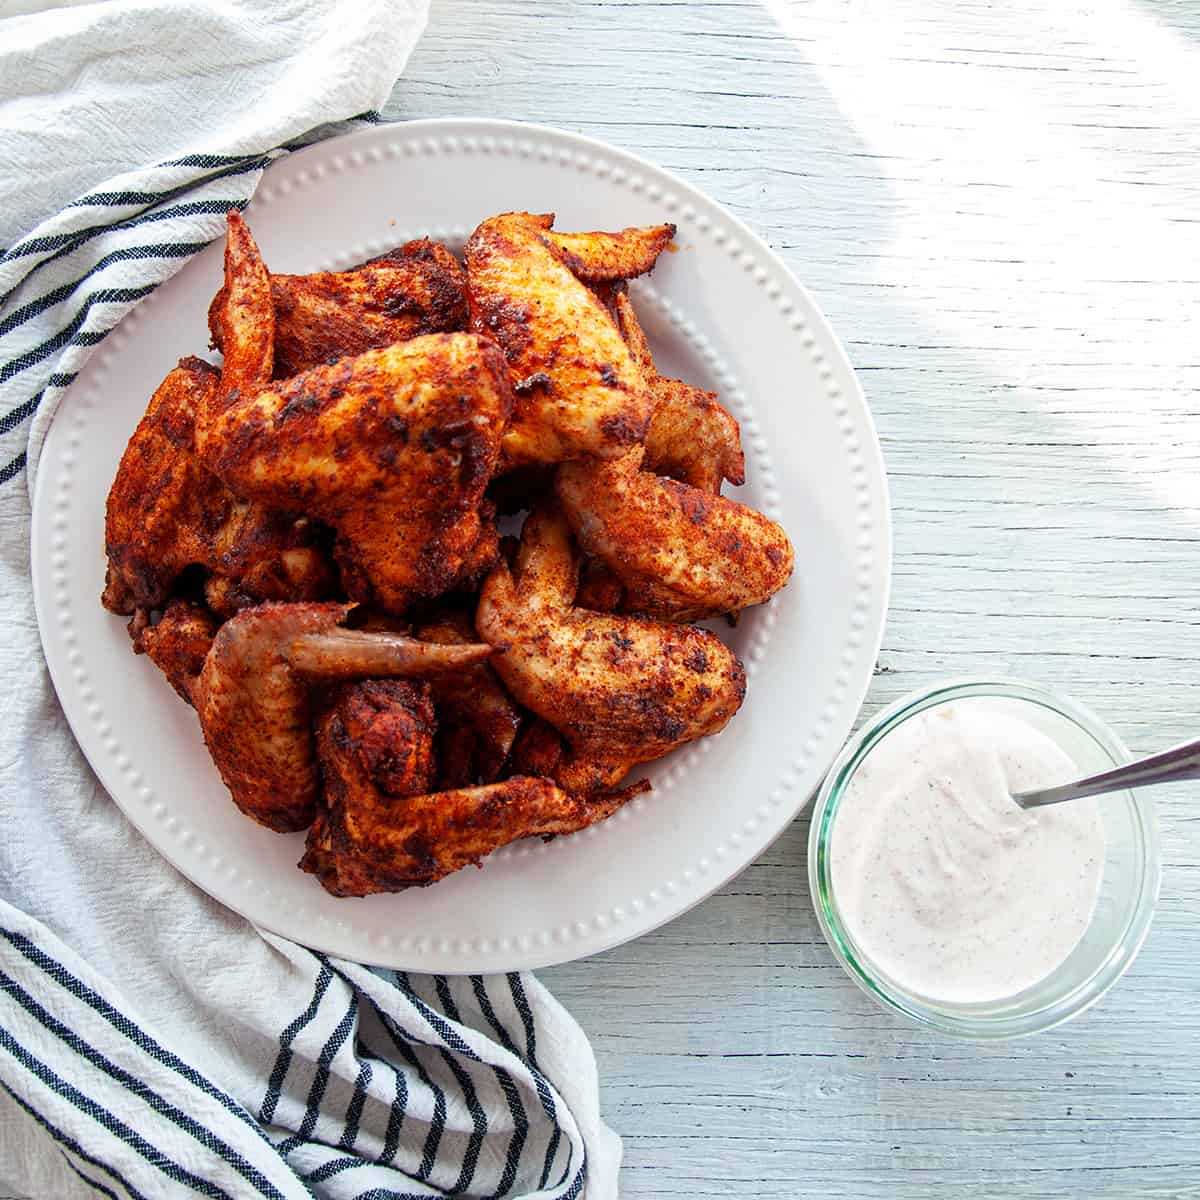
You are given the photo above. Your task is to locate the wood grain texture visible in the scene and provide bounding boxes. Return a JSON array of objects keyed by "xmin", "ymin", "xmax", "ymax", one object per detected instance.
[
  {"xmin": 5, "ymin": 1, "xmax": 1199, "ymax": 1196},
  {"xmin": 387, "ymin": 1, "xmax": 1200, "ymax": 1196}
]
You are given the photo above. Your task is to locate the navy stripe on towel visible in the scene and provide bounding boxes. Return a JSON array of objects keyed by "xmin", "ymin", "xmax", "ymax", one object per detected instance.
[
  {"xmin": 2, "ymin": 930, "xmax": 282, "ymax": 1155},
  {"xmin": 0, "ymin": 969, "xmax": 286, "ymax": 1200},
  {"xmin": 0, "ymin": 1078, "xmax": 147, "ymax": 1200},
  {"xmin": 0, "ymin": 1023, "xmax": 236, "ymax": 1199},
  {"xmin": 261, "ymin": 963, "xmax": 334, "ymax": 1126}
]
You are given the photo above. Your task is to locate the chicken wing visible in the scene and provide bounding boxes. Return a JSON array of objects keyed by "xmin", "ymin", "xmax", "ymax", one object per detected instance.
[
  {"xmin": 301, "ymin": 679, "xmax": 632, "ymax": 896},
  {"xmin": 192, "ymin": 602, "xmax": 493, "ymax": 831},
  {"xmin": 476, "ymin": 505, "xmax": 746, "ymax": 791},
  {"xmin": 101, "ymin": 356, "xmax": 336, "ymax": 619},
  {"xmin": 199, "ymin": 215, "xmax": 510, "ymax": 608},
  {"xmin": 201, "ymin": 332, "xmax": 509, "ymax": 613},
  {"xmin": 555, "ymin": 451, "xmax": 793, "ymax": 622},
  {"xmin": 208, "ymin": 237, "xmax": 468, "ymax": 377},
  {"xmin": 613, "ymin": 291, "xmax": 745, "ymax": 494},
  {"xmin": 464, "ymin": 211, "xmax": 672, "ymax": 466}
]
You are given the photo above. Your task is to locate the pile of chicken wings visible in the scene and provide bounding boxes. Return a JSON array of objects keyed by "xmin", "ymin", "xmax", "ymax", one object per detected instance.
[{"xmin": 101, "ymin": 209, "xmax": 794, "ymax": 896}]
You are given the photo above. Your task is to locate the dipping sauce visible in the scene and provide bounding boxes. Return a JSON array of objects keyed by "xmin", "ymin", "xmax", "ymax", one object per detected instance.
[{"xmin": 830, "ymin": 701, "xmax": 1105, "ymax": 1004}]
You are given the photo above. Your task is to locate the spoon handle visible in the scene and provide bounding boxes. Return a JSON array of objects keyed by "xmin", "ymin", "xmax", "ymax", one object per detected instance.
[{"xmin": 1012, "ymin": 735, "xmax": 1200, "ymax": 809}]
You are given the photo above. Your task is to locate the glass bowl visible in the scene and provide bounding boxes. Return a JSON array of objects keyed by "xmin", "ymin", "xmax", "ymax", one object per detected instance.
[{"xmin": 808, "ymin": 677, "xmax": 1161, "ymax": 1038}]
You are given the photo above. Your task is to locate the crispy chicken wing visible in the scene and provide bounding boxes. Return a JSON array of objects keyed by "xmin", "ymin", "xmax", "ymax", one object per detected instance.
[
  {"xmin": 202, "ymin": 334, "xmax": 509, "ymax": 613},
  {"xmin": 102, "ymin": 357, "xmax": 219, "ymax": 614},
  {"xmin": 556, "ymin": 451, "xmax": 793, "ymax": 622},
  {"xmin": 614, "ymin": 291, "xmax": 745, "ymax": 494},
  {"xmin": 301, "ymin": 680, "xmax": 632, "ymax": 896},
  {"xmin": 464, "ymin": 211, "xmax": 673, "ymax": 466},
  {"xmin": 320, "ymin": 680, "xmax": 439, "ymax": 796},
  {"xmin": 209, "ymin": 237, "xmax": 468, "ymax": 377},
  {"xmin": 101, "ymin": 356, "xmax": 336, "ymax": 619},
  {"xmin": 199, "ymin": 214, "xmax": 511, "ymax": 613},
  {"xmin": 192, "ymin": 602, "xmax": 493, "ymax": 831},
  {"xmin": 476, "ymin": 505, "xmax": 746, "ymax": 791}
]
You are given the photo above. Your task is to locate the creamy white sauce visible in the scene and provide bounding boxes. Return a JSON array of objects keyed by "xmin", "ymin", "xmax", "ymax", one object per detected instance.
[{"xmin": 830, "ymin": 701, "xmax": 1105, "ymax": 1004}]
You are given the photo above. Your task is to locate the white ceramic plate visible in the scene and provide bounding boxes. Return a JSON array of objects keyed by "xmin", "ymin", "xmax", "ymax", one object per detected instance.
[{"xmin": 32, "ymin": 119, "xmax": 890, "ymax": 973}]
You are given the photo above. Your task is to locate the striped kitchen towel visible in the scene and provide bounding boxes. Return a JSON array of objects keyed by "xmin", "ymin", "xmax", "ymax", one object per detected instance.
[{"xmin": 0, "ymin": 3, "xmax": 621, "ymax": 1198}]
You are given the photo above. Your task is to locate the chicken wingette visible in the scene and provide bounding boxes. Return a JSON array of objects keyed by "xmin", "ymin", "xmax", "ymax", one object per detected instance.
[
  {"xmin": 192, "ymin": 602, "xmax": 494, "ymax": 831},
  {"xmin": 199, "ymin": 213, "xmax": 512, "ymax": 614},
  {"xmin": 563, "ymin": 292, "xmax": 790, "ymax": 619},
  {"xmin": 476, "ymin": 504, "xmax": 746, "ymax": 792},
  {"xmin": 208, "ymin": 237, "xmax": 469, "ymax": 377},
  {"xmin": 464, "ymin": 211, "xmax": 674, "ymax": 466}
]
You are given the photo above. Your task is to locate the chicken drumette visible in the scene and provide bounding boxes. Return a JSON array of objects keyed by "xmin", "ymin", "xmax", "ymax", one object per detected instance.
[
  {"xmin": 301, "ymin": 679, "xmax": 633, "ymax": 896},
  {"xmin": 415, "ymin": 610, "xmax": 523, "ymax": 786},
  {"xmin": 198, "ymin": 213, "xmax": 511, "ymax": 614},
  {"xmin": 476, "ymin": 504, "xmax": 746, "ymax": 792},
  {"xmin": 132, "ymin": 598, "xmax": 219, "ymax": 704},
  {"xmin": 464, "ymin": 211, "xmax": 674, "ymax": 466}
]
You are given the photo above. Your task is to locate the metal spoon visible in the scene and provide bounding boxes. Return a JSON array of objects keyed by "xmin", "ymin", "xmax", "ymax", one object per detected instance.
[{"xmin": 1012, "ymin": 735, "xmax": 1200, "ymax": 809}]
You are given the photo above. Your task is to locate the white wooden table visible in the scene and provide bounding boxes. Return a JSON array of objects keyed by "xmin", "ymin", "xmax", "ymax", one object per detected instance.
[{"xmin": 395, "ymin": 1, "xmax": 1200, "ymax": 1195}]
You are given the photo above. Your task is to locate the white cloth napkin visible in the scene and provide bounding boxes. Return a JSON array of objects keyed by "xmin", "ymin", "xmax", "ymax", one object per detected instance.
[{"xmin": 0, "ymin": 3, "xmax": 622, "ymax": 1197}]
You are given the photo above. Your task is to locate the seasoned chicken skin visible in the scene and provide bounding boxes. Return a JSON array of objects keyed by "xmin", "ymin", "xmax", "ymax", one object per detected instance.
[
  {"xmin": 562, "ymin": 292, "xmax": 784, "ymax": 619},
  {"xmin": 476, "ymin": 505, "xmax": 746, "ymax": 791},
  {"xmin": 132, "ymin": 599, "xmax": 218, "ymax": 704},
  {"xmin": 301, "ymin": 680, "xmax": 632, "ymax": 896},
  {"xmin": 507, "ymin": 716, "xmax": 565, "ymax": 779},
  {"xmin": 199, "ymin": 216, "xmax": 511, "ymax": 613},
  {"xmin": 614, "ymin": 292, "xmax": 745, "ymax": 494},
  {"xmin": 213, "ymin": 211, "xmax": 274, "ymax": 401},
  {"xmin": 208, "ymin": 237, "xmax": 468, "ymax": 377},
  {"xmin": 101, "ymin": 356, "xmax": 335, "ymax": 618},
  {"xmin": 464, "ymin": 211, "xmax": 673, "ymax": 466},
  {"xmin": 192, "ymin": 602, "xmax": 493, "ymax": 831},
  {"xmin": 541, "ymin": 225, "xmax": 676, "ymax": 283},
  {"xmin": 556, "ymin": 451, "xmax": 793, "ymax": 622}
]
